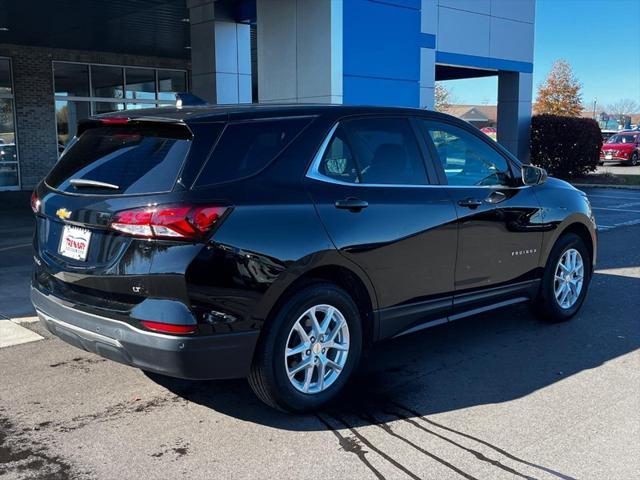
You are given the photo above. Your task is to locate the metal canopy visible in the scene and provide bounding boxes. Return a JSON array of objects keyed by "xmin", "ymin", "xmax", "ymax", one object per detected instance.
[{"xmin": 0, "ymin": 0, "xmax": 191, "ymax": 59}]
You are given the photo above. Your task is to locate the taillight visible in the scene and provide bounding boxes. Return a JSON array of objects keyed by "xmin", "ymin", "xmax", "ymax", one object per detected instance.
[
  {"xmin": 30, "ymin": 191, "xmax": 41, "ymax": 213},
  {"xmin": 140, "ymin": 320, "xmax": 196, "ymax": 335},
  {"xmin": 110, "ymin": 204, "xmax": 227, "ymax": 240}
]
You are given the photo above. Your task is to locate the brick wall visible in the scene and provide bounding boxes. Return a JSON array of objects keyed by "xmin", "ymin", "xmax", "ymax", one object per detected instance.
[{"xmin": 0, "ymin": 44, "xmax": 190, "ymax": 190}]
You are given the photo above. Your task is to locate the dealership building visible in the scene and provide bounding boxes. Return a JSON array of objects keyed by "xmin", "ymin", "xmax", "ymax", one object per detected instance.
[{"xmin": 0, "ymin": 0, "xmax": 535, "ymax": 191}]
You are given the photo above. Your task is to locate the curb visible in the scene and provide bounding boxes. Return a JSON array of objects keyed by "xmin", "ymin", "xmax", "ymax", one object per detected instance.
[{"xmin": 571, "ymin": 183, "xmax": 640, "ymax": 190}]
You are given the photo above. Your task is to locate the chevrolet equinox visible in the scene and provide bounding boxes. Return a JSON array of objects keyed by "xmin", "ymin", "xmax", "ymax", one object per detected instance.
[{"xmin": 31, "ymin": 105, "xmax": 596, "ymax": 412}]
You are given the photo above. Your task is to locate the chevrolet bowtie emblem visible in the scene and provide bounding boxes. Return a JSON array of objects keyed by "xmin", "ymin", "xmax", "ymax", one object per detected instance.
[{"xmin": 56, "ymin": 208, "xmax": 72, "ymax": 220}]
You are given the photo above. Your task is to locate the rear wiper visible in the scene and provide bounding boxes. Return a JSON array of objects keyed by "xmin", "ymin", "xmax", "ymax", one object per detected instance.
[{"xmin": 69, "ymin": 179, "xmax": 120, "ymax": 190}]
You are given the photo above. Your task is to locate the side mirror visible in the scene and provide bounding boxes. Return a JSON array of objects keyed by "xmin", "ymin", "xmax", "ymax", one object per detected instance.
[{"xmin": 521, "ymin": 164, "xmax": 547, "ymax": 186}]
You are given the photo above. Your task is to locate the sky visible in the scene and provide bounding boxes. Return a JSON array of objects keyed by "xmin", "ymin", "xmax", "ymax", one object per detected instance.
[{"xmin": 441, "ymin": 0, "xmax": 640, "ymax": 110}]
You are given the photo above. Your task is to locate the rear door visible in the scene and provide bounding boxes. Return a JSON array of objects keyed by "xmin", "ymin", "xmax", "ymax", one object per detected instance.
[
  {"xmin": 305, "ymin": 116, "xmax": 458, "ymax": 339},
  {"xmin": 417, "ymin": 119, "xmax": 544, "ymax": 315}
]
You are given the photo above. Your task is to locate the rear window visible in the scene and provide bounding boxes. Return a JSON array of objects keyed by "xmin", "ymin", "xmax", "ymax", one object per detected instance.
[
  {"xmin": 194, "ymin": 117, "xmax": 311, "ymax": 186},
  {"xmin": 46, "ymin": 123, "xmax": 192, "ymax": 195}
]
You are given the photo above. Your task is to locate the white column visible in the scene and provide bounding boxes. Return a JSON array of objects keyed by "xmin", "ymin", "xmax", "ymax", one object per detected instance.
[
  {"xmin": 497, "ymin": 71, "xmax": 532, "ymax": 162},
  {"xmin": 256, "ymin": 0, "xmax": 342, "ymax": 104},
  {"xmin": 188, "ymin": 0, "xmax": 252, "ymax": 104}
]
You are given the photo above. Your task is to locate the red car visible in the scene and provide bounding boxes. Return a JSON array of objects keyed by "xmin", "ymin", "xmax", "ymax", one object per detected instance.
[{"xmin": 600, "ymin": 132, "xmax": 640, "ymax": 166}]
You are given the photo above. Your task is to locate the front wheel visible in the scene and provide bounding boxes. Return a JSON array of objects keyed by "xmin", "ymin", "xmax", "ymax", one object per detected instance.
[
  {"xmin": 630, "ymin": 152, "xmax": 639, "ymax": 166},
  {"xmin": 533, "ymin": 233, "xmax": 592, "ymax": 322},
  {"xmin": 248, "ymin": 283, "xmax": 362, "ymax": 412}
]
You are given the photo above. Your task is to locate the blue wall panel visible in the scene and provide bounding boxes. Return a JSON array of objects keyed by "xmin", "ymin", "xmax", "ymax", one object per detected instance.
[
  {"xmin": 344, "ymin": 76, "xmax": 419, "ymax": 107},
  {"xmin": 343, "ymin": 0, "xmax": 421, "ymax": 107}
]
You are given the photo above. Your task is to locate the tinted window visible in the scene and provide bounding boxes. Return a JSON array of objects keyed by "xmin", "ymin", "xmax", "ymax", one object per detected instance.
[
  {"xmin": 318, "ymin": 128, "xmax": 358, "ymax": 183},
  {"xmin": 421, "ymin": 121, "xmax": 512, "ymax": 187},
  {"xmin": 317, "ymin": 117, "xmax": 428, "ymax": 185},
  {"xmin": 46, "ymin": 124, "xmax": 191, "ymax": 195},
  {"xmin": 195, "ymin": 118, "xmax": 310, "ymax": 186}
]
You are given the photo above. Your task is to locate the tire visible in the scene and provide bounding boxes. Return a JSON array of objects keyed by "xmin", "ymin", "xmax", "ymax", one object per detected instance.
[
  {"xmin": 533, "ymin": 233, "xmax": 591, "ymax": 322},
  {"xmin": 630, "ymin": 152, "xmax": 639, "ymax": 166},
  {"xmin": 248, "ymin": 283, "xmax": 363, "ymax": 412}
]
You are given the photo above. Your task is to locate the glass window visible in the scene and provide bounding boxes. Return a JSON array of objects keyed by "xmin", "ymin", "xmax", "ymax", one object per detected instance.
[
  {"xmin": 46, "ymin": 124, "xmax": 191, "ymax": 195},
  {"xmin": 53, "ymin": 63, "xmax": 89, "ymax": 97},
  {"xmin": 0, "ymin": 59, "xmax": 11, "ymax": 94},
  {"xmin": 56, "ymin": 100, "xmax": 91, "ymax": 149},
  {"xmin": 0, "ymin": 98, "xmax": 16, "ymax": 145},
  {"xmin": 125, "ymin": 102, "xmax": 157, "ymax": 111},
  {"xmin": 92, "ymin": 66, "xmax": 124, "ymax": 99},
  {"xmin": 328, "ymin": 117, "xmax": 428, "ymax": 185},
  {"xmin": 158, "ymin": 70, "xmax": 187, "ymax": 101},
  {"xmin": 319, "ymin": 128, "xmax": 359, "ymax": 183},
  {"xmin": 93, "ymin": 102, "xmax": 125, "ymax": 115},
  {"xmin": 421, "ymin": 121, "xmax": 512, "ymax": 187},
  {"xmin": 0, "ymin": 78, "xmax": 18, "ymax": 188},
  {"xmin": 126, "ymin": 67, "xmax": 156, "ymax": 100},
  {"xmin": 196, "ymin": 118, "xmax": 311, "ymax": 186}
]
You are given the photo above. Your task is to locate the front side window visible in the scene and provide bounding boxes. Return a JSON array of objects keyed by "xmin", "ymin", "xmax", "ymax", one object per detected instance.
[
  {"xmin": 421, "ymin": 121, "xmax": 512, "ymax": 187},
  {"xmin": 316, "ymin": 117, "xmax": 428, "ymax": 185}
]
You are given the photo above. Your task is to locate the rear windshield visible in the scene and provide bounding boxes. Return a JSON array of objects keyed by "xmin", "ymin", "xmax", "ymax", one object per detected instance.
[
  {"xmin": 194, "ymin": 117, "xmax": 311, "ymax": 187},
  {"xmin": 46, "ymin": 123, "xmax": 192, "ymax": 195}
]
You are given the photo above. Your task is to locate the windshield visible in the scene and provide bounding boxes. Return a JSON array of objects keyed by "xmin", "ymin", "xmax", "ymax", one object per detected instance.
[{"xmin": 607, "ymin": 134, "xmax": 637, "ymax": 144}]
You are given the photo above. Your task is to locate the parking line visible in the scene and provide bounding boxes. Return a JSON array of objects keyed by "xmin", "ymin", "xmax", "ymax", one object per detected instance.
[
  {"xmin": 587, "ymin": 194, "xmax": 640, "ymax": 200},
  {"xmin": 0, "ymin": 243, "xmax": 31, "ymax": 252},
  {"xmin": 591, "ymin": 207, "xmax": 640, "ymax": 213},
  {"xmin": 0, "ymin": 320, "xmax": 43, "ymax": 348}
]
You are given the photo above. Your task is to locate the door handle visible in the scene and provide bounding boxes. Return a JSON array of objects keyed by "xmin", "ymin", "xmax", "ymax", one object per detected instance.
[
  {"xmin": 457, "ymin": 198, "xmax": 483, "ymax": 209},
  {"xmin": 335, "ymin": 197, "xmax": 369, "ymax": 212}
]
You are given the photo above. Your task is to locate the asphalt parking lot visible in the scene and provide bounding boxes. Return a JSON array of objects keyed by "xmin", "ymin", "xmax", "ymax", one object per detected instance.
[{"xmin": 1, "ymin": 187, "xmax": 639, "ymax": 479}]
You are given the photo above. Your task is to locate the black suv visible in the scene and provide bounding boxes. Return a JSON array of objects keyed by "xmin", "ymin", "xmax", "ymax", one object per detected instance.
[{"xmin": 31, "ymin": 105, "xmax": 596, "ymax": 412}]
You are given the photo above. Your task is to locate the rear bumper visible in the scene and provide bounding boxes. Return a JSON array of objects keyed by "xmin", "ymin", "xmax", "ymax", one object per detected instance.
[{"xmin": 31, "ymin": 286, "xmax": 259, "ymax": 380}]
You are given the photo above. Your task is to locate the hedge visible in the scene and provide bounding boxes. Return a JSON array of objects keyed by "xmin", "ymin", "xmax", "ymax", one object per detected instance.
[{"xmin": 530, "ymin": 114, "xmax": 602, "ymax": 179}]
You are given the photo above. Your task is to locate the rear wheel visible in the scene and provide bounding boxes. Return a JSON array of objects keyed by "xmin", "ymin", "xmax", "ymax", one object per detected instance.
[
  {"xmin": 534, "ymin": 233, "xmax": 591, "ymax": 322},
  {"xmin": 248, "ymin": 283, "xmax": 362, "ymax": 412}
]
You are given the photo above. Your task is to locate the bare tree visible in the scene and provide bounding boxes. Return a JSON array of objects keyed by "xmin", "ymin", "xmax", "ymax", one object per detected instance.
[
  {"xmin": 533, "ymin": 60, "xmax": 583, "ymax": 116},
  {"xmin": 606, "ymin": 98, "xmax": 639, "ymax": 123},
  {"xmin": 434, "ymin": 83, "xmax": 452, "ymax": 112}
]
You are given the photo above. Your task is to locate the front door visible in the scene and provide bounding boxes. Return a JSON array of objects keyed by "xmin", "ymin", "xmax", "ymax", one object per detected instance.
[
  {"xmin": 418, "ymin": 119, "xmax": 545, "ymax": 315},
  {"xmin": 305, "ymin": 116, "xmax": 458, "ymax": 338}
]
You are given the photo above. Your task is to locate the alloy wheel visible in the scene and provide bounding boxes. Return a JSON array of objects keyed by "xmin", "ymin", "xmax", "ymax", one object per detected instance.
[
  {"xmin": 553, "ymin": 248, "xmax": 584, "ymax": 309},
  {"xmin": 284, "ymin": 304, "xmax": 350, "ymax": 394}
]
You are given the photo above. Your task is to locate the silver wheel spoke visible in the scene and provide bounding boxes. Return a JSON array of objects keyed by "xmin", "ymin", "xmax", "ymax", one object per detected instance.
[
  {"xmin": 289, "ymin": 359, "xmax": 312, "ymax": 377},
  {"xmin": 302, "ymin": 364, "xmax": 314, "ymax": 392},
  {"xmin": 327, "ymin": 341, "xmax": 349, "ymax": 352},
  {"xmin": 326, "ymin": 358, "xmax": 343, "ymax": 372},
  {"xmin": 307, "ymin": 306, "xmax": 322, "ymax": 337},
  {"xmin": 286, "ymin": 343, "xmax": 307, "ymax": 357},
  {"xmin": 294, "ymin": 322, "xmax": 310, "ymax": 343},
  {"xmin": 320, "ymin": 306, "xmax": 335, "ymax": 333}
]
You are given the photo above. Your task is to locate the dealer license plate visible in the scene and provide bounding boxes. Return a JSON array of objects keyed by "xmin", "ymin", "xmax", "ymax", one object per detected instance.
[{"xmin": 59, "ymin": 225, "xmax": 92, "ymax": 261}]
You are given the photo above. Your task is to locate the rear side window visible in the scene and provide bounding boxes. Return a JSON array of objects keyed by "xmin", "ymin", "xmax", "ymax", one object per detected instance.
[
  {"xmin": 316, "ymin": 117, "xmax": 428, "ymax": 185},
  {"xmin": 195, "ymin": 117, "xmax": 311, "ymax": 186},
  {"xmin": 46, "ymin": 124, "xmax": 192, "ymax": 195}
]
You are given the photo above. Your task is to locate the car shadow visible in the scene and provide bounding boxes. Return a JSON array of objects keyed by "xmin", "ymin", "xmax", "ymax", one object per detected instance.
[{"xmin": 149, "ymin": 264, "xmax": 639, "ymax": 435}]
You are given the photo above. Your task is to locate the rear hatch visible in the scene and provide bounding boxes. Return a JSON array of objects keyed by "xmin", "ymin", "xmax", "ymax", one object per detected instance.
[{"xmin": 32, "ymin": 118, "xmax": 222, "ymax": 320}]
